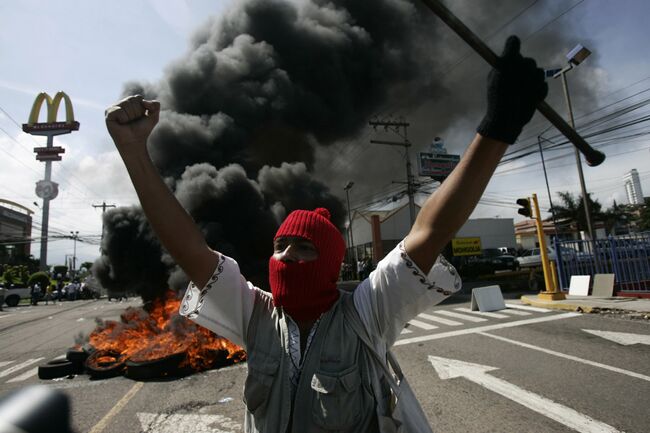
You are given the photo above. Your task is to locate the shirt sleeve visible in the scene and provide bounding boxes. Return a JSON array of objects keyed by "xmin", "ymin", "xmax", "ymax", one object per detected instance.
[
  {"xmin": 179, "ymin": 253, "xmax": 256, "ymax": 348},
  {"xmin": 353, "ymin": 241, "xmax": 462, "ymax": 347}
]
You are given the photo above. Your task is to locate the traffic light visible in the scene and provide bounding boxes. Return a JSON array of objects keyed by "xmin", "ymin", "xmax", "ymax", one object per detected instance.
[{"xmin": 516, "ymin": 198, "xmax": 532, "ymax": 218}]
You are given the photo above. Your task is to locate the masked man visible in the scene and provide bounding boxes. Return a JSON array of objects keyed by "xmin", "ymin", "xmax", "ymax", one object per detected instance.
[{"xmin": 106, "ymin": 36, "xmax": 547, "ymax": 432}]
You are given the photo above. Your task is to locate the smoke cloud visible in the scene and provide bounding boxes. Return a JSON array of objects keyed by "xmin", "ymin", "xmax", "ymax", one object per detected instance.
[{"xmin": 95, "ymin": 0, "xmax": 596, "ymax": 298}]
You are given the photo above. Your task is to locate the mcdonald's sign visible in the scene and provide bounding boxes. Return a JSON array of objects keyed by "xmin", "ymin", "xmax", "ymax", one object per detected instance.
[{"xmin": 22, "ymin": 91, "xmax": 80, "ymax": 134}]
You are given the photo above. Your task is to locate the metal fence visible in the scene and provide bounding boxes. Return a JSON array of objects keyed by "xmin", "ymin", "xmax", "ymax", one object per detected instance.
[{"xmin": 554, "ymin": 232, "xmax": 650, "ymax": 294}]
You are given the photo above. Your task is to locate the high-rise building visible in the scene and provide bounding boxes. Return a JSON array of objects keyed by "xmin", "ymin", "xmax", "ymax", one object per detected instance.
[{"xmin": 623, "ymin": 169, "xmax": 644, "ymax": 205}]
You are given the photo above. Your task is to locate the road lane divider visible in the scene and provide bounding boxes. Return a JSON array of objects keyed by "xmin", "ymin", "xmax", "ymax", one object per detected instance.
[
  {"xmin": 88, "ymin": 381, "xmax": 144, "ymax": 433},
  {"xmin": 477, "ymin": 332, "xmax": 650, "ymax": 383}
]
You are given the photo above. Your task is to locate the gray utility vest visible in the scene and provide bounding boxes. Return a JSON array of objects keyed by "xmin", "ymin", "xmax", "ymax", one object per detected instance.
[{"xmin": 243, "ymin": 290, "xmax": 387, "ymax": 433}]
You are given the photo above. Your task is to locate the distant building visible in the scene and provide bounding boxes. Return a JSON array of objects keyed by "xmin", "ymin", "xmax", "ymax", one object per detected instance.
[
  {"xmin": 347, "ymin": 193, "xmax": 516, "ymax": 263},
  {"xmin": 0, "ymin": 200, "xmax": 33, "ymax": 260},
  {"xmin": 623, "ymin": 169, "xmax": 644, "ymax": 205}
]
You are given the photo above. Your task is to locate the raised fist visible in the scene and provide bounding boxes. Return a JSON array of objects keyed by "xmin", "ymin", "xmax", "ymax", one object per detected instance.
[{"xmin": 105, "ymin": 95, "xmax": 160, "ymax": 153}]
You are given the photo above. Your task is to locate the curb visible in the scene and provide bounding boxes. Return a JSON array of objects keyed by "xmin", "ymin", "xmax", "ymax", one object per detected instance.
[{"xmin": 520, "ymin": 295, "xmax": 594, "ymax": 313}]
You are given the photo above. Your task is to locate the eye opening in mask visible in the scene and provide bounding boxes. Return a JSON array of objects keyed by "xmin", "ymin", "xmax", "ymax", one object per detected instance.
[{"xmin": 273, "ymin": 236, "xmax": 319, "ymax": 262}]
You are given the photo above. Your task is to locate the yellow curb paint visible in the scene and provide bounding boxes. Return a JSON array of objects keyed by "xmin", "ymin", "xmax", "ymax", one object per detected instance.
[{"xmin": 88, "ymin": 381, "xmax": 144, "ymax": 433}]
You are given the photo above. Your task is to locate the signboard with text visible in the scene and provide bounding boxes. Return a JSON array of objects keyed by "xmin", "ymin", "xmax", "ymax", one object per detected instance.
[
  {"xmin": 452, "ymin": 237, "xmax": 482, "ymax": 256},
  {"xmin": 418, "ymin": 152, "xmax": 460, "ymax": 180}
]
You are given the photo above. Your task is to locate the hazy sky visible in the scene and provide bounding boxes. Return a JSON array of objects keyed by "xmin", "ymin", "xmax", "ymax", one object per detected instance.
[{"xmin": 1, "ymin": 0, "xmax": 649, "ymax": 268}]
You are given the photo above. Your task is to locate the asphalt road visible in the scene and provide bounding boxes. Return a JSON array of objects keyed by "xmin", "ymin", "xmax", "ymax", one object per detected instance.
[{"xmin": 0, "ymin": 295, "xmax": 648, "ymax": 433}]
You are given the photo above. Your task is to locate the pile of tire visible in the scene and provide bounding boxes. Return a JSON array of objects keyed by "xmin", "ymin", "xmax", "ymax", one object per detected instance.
[{"xmin": 37, "ymin": 344, "xmax": 94, "ymax": 380}]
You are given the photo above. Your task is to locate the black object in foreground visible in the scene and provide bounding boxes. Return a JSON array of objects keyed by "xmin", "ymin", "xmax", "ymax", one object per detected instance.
[{"xmin": 0, "ymin": 386, "xmax": 75, "ymax": 433}]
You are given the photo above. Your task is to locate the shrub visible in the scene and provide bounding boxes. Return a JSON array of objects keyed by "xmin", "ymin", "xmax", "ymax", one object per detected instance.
[{"xmin": 28, "ymin": 272, "xmax": 51, "ymax": 289}]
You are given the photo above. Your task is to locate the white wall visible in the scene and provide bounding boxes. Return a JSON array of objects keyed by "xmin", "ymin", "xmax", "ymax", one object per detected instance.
[
  {"xmin": 455, "ymin": 218, "xmax": 516, "ymax": 249},
  {"xmin": 349, "ymin": 209, "xmax": 515, "ymax": 251}
]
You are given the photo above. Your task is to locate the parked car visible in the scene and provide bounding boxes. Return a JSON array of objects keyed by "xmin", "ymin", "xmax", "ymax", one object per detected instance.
[
  {"xmin": 2, "ymin": 284, "xmax": 35, "ymax": 307},
  {"xmin": 458, "ymin": 248, "xmax": 519, "ymax": 277},
  {"xmin": 517, "ymin": 246, "xmax": 577, "ymax": 268}
]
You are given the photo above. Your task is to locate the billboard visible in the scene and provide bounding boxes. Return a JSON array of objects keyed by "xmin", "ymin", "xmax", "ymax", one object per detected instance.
[{"xmin": 418, "ymin": 152, "xmax": 460, "ymax": 180}]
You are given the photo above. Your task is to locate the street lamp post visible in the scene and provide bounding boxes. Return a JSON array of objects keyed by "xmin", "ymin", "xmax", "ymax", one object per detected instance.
[
  {"xmin": 344, "ymin": 181, "xmax": 358, "ymax": 280},
  {"xmin": 552, "ymin": 44, "xmax": 596, "ymax": 241},
  {"xmin": 70, "ymin": 231, "xmax": 79, "ymax": 277}
]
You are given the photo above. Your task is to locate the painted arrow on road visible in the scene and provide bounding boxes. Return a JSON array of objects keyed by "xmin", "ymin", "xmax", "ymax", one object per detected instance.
[
  {"xmin": 428, "ymin": 355, "xmax": 621, "ymax": 433},
  {"xmin": 137, "ymin": 412, "xmax": 242, "ymax": 433},
  {"xmin": 583, "ymin": 329, "xmax": 650, "ymax": 346}
]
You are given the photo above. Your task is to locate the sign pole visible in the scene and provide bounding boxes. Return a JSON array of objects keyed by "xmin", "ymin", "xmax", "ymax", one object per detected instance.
[
  {"xmin": 22, "ymin": 91, "xmax": 80, "ymax": 271},
  {"xmin": 39, "ymin": 135, "xmax": 54, "ymax": 270}
]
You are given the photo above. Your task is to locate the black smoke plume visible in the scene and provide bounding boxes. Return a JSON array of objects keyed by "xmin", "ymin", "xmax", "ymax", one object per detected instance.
[{"xmin": 95, "ymin": 0, "xmax": 595, "ymax": 298}]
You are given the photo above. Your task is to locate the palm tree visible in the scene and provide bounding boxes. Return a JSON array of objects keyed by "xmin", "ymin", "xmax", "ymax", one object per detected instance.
[{"xmin": 550, "ymin": 191, "xmax": 603, "ymax": 235}]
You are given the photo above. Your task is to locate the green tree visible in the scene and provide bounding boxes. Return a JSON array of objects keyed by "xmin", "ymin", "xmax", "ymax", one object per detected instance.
[
  {"xmin": 550, "ymin": 192, "xmax": 604, "ymax": 234},
  {"xmin": 637, "ymin": 198, "xmax": 650, "ymax": 231},
  {"xmin": 603, "ymin": 200, "xmax": 635, "ymax": 235}
]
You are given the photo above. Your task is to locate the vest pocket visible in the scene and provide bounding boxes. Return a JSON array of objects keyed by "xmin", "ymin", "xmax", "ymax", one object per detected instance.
[
  {"xmin": 243, "ymin": 354, "xmax": 280, "ymax": 416},
  {"xmin": 310, "ymin": 366, "xmax": 368, "ymax": 430}
]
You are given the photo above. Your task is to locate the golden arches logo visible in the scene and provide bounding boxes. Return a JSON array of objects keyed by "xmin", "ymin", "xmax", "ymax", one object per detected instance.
[
  {"xmin": 27, "ymin": 91, "xmax": 76, "ymax": 125},
  {"xmin": 23, "ymin": 91, "xmax": 80, "ymax": 134}
]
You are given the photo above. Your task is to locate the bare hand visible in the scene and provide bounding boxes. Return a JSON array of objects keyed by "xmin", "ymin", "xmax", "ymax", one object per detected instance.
[{"xmin": 105, "ymin": 95, "xmax": 160, "ymax": 154}]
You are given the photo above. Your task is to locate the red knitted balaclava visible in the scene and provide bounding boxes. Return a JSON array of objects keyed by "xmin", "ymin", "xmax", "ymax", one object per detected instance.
[{"xmin": 269, "ymin": 208, "xmax": 345, "ymax": 322}]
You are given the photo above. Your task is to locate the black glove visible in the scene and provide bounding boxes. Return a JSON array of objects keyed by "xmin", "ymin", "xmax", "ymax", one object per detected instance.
[{"xmin": 477, "ymin": 35, "xmax": 548, "ymax": 144}]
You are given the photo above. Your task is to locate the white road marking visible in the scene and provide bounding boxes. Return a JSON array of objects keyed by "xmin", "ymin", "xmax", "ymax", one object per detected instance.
[
  {"xmin": 407, "ymin": 319, "xmax": 438, "ymax": 330},
  {"xmin": 76, "ymin": 317, "xmax": 85, "ymax": 322},
  {"xmin": 429, "ymin": 355, "xmax": 621, "ymax": 433},
  {"xmin": 7, "ymin": 367, "xmax": 38, "ymax": 383},
  {"xmin": 501, "ymin": 309, "xmax": 531, "ymax": 316},
  {"xmin": 89, "ymin": 381, "xmax": 144, "ymax": 433},
  {"xmin": 418, "ymin": 313, "xmax": 462, "ymax": 326},
  {"xmin": 479, "ymin": 332, "xmax": 650, "ymax": 383},
  {"xmin": 0, "ymin": 361, "xmax": 15, "ymax": 368},
  {"xmin": 400, "ymin": 328, "xmax": 413, "ymax": 334},
  {"xmin": 505, "ymin": 303, "xmax": 551, "ymax": 313},
  {"xmin": 455, "ymin": 307, "xmax": 509, "ymax": 319},
  {"xmin": 434, "ymin": 310, "xmax": 488, "ymax": 322},
  {"xmin": 137, "ymin": 412, "xmax": 242, "ymax": 432},
  {"xmin": 0, "ymin": 314, "xmax": 14, "ymax": 319},
  {"xmin": 0, "ymin": 358, "xmax": 44, "ymax": 378},
  {"xmin": 395, "ymin": 313, "xmax": 580, "ymax": 346},
  {"xmin": 583, "ymin": 329, "xmax": 650, "ymax": 346}
]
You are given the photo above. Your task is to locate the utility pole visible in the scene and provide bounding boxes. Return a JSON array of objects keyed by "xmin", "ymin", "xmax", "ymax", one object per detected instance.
[
  {"xmin": 368, "ymin": 119, "xmax": 417, "ymax": 225},
  {"xmin": 92, "ymin": 201, "xmax": 116, "ymax": 242}
]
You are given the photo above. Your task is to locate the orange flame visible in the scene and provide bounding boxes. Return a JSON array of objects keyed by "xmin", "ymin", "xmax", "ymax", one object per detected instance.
[{"xmin": 88, "ymin": 291, "xmax": 245, "ymax": 371}]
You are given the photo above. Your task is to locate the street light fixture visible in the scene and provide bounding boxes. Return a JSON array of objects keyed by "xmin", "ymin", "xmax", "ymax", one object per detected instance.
[
  {"xmin": 70, "ymin": 231, "xmax": 79, "ymax": 277},
  {"xmin": 344, "ymin": 181, "xmax": 358, "ymax": 280},
  {"xmin": 552, "ymin": 43, "xmax": 596, "ymax": 241}
]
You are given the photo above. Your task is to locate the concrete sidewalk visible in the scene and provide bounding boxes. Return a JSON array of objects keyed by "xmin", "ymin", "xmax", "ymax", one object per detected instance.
[{"xmin": 521, "ymin": 293, "xmax": 650, "ymax": 315}]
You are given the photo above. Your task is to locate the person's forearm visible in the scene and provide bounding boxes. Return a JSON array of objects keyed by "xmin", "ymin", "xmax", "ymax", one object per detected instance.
[
  {"xmin": 405, "ymin": 134, "xmax": 508, "ymax": 273},
  {"xmin": 120, "ymin": 146, "xmax": 218, "ymax": 288}
]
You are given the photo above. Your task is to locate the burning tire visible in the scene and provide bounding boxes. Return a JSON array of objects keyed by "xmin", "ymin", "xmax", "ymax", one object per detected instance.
[
  {"xmin": 125, "ymin": 352, "xmax": 190, "ymax": 381},
  {"xmin": 38, "ymin": 360, "xmax": 77, "ymax": 380},
  {"xmin": 85, "ymin": 350, "xmax": 126, "ymax": 379},
  {"xmin": 66, "ymin": 345, "xmax": 94, "ymax": 374}
]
